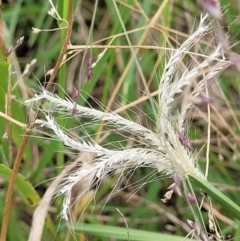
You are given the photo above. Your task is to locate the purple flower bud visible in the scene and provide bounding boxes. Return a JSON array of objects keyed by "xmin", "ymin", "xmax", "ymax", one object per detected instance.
[
  {"xmin": 194, "ymin": 96, "xmax": 213, "ymax": 106},
  {"xmin": 203, "ymin": 0, "xmax": 222, "ymax": 20},
  {"xmin": 179, "ymin": 133, "xmax": 193, "ymax": 150},
  {"xmin": 187, "ymin": 220, "xmax": 208, "ymax": 241},
  {"xmin": 230, "ymin": 53, "xmax": 240, "ymax": 72},
  {"xmin": 173, "ymin": 174, "xmax": 182, "ymax": 197},
  {"xmin": 216, "ymin": 33, "xmax": 230, "ymax": 50},
  {"xmin": 87, "ymin": 68, "xmax": 93, "ymax": 80},
  {"xmin": 200, "ymin": 231, "xmax": 209, "ymax": 241},
  {"xmin": 192, "ymin": 222, "xmax": 201, "ymax": 236},
  {"xmin": 72, "ymin": 89, "xmax": 79, "ymax": 102},
  {"xmin": 173, "ymin": 173, "xmax": 181, "ymax": 187},
  {"xmin": 4, "ymin": 48, "xmax": 12, "ymax": 58},
  {"xmin": 163, "ymin": 174, "xmax": 182, "ymax": 201},
  {"xmin": 87, "ymin": 57, "xmax": 93, "ymax": 80},
  {"xmin": 187, "ymin": 220, "xmax": 201, "ymax": 236},
  {"xmin": 187, "ymin": 193, "xmax": 197, "ymax": 203}
]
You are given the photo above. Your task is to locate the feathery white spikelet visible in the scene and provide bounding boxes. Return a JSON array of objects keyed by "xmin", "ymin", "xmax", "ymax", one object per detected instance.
[
  {"xmin": 26, "ymin": 14, "xmax": 232, "ymax": 220},
  {"xmin": 158, "ymin": 14, "xmax": 209, "ymax": 123}
]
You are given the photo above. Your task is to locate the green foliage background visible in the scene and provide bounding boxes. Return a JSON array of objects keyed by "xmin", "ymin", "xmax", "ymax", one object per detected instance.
[{"xmin": 1, "ymin": 0, "xmax": 240, "ymax": 240}]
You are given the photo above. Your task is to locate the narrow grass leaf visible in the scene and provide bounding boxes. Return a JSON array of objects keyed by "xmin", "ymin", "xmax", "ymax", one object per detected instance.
[
  {"xmin": 68, "ymin": 223, "xmax": 195, "ymax": 241},
  {"xmin": 189, "ymin": 173, "xmax": 240, "ymax": 220}
]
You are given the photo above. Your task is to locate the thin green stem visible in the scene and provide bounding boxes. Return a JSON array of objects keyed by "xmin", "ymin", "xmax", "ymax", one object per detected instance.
[
  {"xmin": 78, "ymin": 0, "xmax": 99, "ymax": 88},
  {"xmin": 57, "ymin": 0, "xmax": 69, "ymax": 171},
  {"xmin": 111, "ymin": 0, "xmax": 157, "ymax": 117},
  {"xmin": 205, "ymin": 80, "xmax": 211, "ymax": 179},
  {"xmin": 184, "ymin": 177, "xmax": 206, "ymax": 230}
]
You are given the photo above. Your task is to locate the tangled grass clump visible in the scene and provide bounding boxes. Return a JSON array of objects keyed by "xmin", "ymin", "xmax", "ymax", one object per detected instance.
[{"xmin": 26, "ymin": 12, "xmax": 240, "ymax": 241}]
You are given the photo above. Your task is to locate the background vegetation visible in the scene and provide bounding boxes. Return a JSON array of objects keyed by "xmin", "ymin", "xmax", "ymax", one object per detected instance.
[{"xmin": 0, "ymin": 0, "xmax": 240, "ymax": 240}]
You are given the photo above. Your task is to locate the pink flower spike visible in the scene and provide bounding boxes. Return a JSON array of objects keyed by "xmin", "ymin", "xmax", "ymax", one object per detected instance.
[
  {"xmin": 230, "ymin": 53, "xmax": 240, "ymax": 72},
  {"xmin": 179, "ymin": 134, "xmax": 193, "ymax": 150},
  {"xmin": 203, "ymin": 0, "xmax": 222, "ymax": 20},
  {"xmin": 72, "ymin": 89, "xmax": 79, "ymax": 102}
]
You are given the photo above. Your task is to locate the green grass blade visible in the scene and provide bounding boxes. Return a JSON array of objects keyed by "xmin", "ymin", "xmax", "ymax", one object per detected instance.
[
  {"xmin": 0, "ymin": 163, "xmax": 40, "ymax": 205},
  {"xmin": 0, "ymin": 164, "xmax": 56, "ymax": 236},
  {"xmin": 189, "ymin": 173, "xmax": 240, "ymax": 220},
  {"xmin": 68, "ymin": 223, "xmax": 194, "ymax": 241}
]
